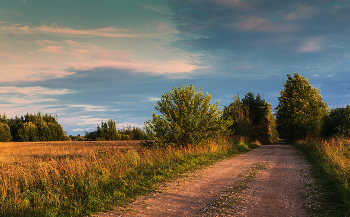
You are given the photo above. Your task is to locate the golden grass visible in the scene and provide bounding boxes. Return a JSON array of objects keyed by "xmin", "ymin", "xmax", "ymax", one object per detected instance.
[{"xmin": 0, "ymin": 138, "xmax": 255, "ymax": 216}]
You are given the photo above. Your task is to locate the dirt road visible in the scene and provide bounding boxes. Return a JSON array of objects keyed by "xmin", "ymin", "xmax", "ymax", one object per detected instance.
[{"xmin": 97, "ymin": 142, "xmax": 316, "ymax": 216}]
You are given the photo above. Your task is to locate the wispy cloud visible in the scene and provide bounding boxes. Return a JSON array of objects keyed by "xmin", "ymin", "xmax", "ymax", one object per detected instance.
[
  {"xmin": 297, "ymin": 37, "xmax": 324, "ymax": 52},
  {"xmin": 157, "ymin": 23, "xmax": 169, "ymax": 30},
  {"xmin": 69, "ymin": 58, "xmax": 200, "ymax": 76},
  {"xmin": 1, "ymin": 23, "xmax": 141, "ymax": 37},
  {"xmin": 284, "ymin": 5, "xmax": 318, "ymax": 20},
  {"xmin": 214, "ymin": 0, "xmax": 251, "ymax": 9},
  {"xmin": 38, "ymin": 45, "xmax": 64, "ymax": 53},
  {"xmin": 235, "ymin": 16, "xmax": 299, "ymax": 32}
]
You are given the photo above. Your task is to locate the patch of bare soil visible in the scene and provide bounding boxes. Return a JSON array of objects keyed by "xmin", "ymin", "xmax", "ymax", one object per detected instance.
[{"xmin": 96, "ymin": 142, "xmax": 317, "ymax": 217}]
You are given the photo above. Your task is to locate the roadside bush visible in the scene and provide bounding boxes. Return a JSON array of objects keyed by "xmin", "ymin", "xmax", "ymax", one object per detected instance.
[{"xmin": 143, "ymin": 84, "xmax": 232, "ymax": 148}]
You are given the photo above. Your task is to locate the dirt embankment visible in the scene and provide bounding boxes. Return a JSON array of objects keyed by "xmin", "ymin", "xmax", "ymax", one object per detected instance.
[{"xmin": 97, "ymin": 142, "xmax": 316, "ymax": 217}]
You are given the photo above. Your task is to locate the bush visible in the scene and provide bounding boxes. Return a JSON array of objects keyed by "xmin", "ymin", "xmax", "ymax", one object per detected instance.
[{"xmin": 143, "ymin": 84, "xmax": 232, "ymax": 148}]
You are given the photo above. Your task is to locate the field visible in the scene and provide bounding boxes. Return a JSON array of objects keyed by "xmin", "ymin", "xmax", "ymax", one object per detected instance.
[{"xmin": 0, "ymin": 138, "xmax": 255, "ymax": 216}]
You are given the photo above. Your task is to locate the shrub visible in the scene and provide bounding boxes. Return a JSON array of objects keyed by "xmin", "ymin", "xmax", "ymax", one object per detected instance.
[{"xmin": 143, "ymin": 84, "xmax": 232, "ymax": 148}]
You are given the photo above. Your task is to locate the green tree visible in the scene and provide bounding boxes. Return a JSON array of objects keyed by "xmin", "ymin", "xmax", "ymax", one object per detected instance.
[
  {"xmin": 143, "ymin": 84, "xmax": 232, "ymax": 148},
  {"xmin": 276, "ymin": 73, "xmax": 328, "ymax": 141},
  {"xmin": 322, "ymin": 105, "xmax": 350, "ymax": 138},
  {"xmin": 0, "ymin": 122, "xmax": 12, "ymax": 142},
  {"xmin": 223, "ymin": 95, "xmax": 251, "ymax": 137},
  {"xmin": 223, "ymin": 93, "xmax": 278, "ymax": 144},
  {"xmin": 18, "ymin": 122, "xmax": 39, "ymax": 142}
]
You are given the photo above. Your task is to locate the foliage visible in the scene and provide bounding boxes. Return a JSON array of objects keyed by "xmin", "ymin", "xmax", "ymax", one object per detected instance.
[
  {"xmin": 276, "ymin": 73, "xmax": 328, "ymax": 142},
  {"xmin": 294, "ymin": 138, "xmax": 350, "ymax": 216},
  {"xmin": 4, "ymin": 112, "xmax": 65, "ymax": 142},
  {"xmin": 322, "ymin": 105, "xmax": 350, "ymax": 138},
  {"xmin": 223, "ymin": 95, "xmax": 251, "ymax": 137},
  {"xmin": 85, "ymin": 120, "xmax": 147, "ymax": 141},
  {"xmin": 143, "ymin": 84, "xmax": 232, "ymax": 148},
  {"xmin": 0, "ymin": 122, "xmax": 12, "ymax": 142},
  {"xmin": 0, "ymin": 138, "xmax": 259, "ymax": 216},
  {"xmin": 223, "ymin": 93, "xmax": 278, "ymax": 144}
]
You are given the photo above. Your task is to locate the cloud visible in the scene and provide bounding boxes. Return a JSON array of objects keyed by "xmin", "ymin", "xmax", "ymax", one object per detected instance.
[
  {"xmin": 1, "ymin": 23, "xmax": 141, "ymax": 37},
  {"xmin": 284, "ymin": 5, "xmax": 319, "ymax": 20},
  {"xmin": 38, "ymin": 45, "xmax": 64, "ymax": 53},
  {"xmin": 297, "ymin": 38, "xmax": 324, "ymax": 52},
  {"xmin": 64, "ymin": 40, "xmax": 80, "ymax": 48},
  {"xmin": 69, "ymin": 58, "xmax": 200, "ymax": 76},
  {"xmin": 235, "ymin": 16, "xmax": 299, "ymax": 32},
  {"xmin": 157, "ymin": 23, "xmax": 169, "ymax": 30},
  {"xmin": 214, "ymin": 0, "xmax": 251, "ymax": 9},
  {"xmin": 91, "ymin": 51, "xmax": 130, "ymax": 62},
  {"xmin": 0, "ymin": 53, "xmax": 13, "ymax": 59}
]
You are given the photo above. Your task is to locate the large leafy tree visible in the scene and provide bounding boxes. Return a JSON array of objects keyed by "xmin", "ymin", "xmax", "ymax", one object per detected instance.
[
  {"xmin": 144, "ymin": 84, "xmax": 232, "ymax": 148},
  {"xmin": 276, "ymin": 73, "xmax": 328, "ymax": 141}
]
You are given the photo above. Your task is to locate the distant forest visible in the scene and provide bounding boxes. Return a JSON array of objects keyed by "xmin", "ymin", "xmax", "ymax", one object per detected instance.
[{"xmin": 0, "ymin": 112, "xmax": 147, "ymax": 142}]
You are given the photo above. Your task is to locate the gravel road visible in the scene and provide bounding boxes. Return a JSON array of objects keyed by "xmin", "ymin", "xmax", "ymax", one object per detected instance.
[{"xmin": 97, "ymin": 141, "xmax": 316, "ymax": 217}]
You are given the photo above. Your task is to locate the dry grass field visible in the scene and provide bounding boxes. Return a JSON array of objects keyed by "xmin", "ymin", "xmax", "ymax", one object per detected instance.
[
  {"xmin": 0, "ymin": 138, "xmax": 256, "ymax": 216},
  {"xmin": 0, "ymin": 140, "xmax": 141, "ymax": 163}
]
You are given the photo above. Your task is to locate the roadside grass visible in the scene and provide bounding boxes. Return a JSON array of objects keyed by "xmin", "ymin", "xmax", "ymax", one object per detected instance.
[
  {"xmin": 0, "ymin": 138, "xmax": 260, "ymax": 217},
  {"xmin": 293, "ymin": 137, "xmax": 350, "ymax": 217}
]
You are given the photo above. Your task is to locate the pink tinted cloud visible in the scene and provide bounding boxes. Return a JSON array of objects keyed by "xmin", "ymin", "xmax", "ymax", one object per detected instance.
[
  {"xmin": 92, "ymin": 51, "xmax": 130, "ymax": 62},
  {"xmin": 297, "ymin": 38, "xmax": 324, "ymax": 52},
  {"xmin": 35, "ymin": 40, "xmax": 55, "ymax": 45},
  {"xmin": 0, "ymin": 53, "xmax": 14, "ymax": 59},
  {"xmin": 38, "ymin": 45, "xmax": 63, "ymax": 53},
  {"xmin": 64, "ymin": 40, "xmax": 80, "ymax": 48},
  {"xmin": 157, "ymin": 23, "xmax": 169, "ymax": 30},
  {"xmin": 235, "ymin": 16, "xmax": 299, "ymax": 32},
  {"xmin": 284, "ymin": 5, "xmax": 318, "ymax": 20},
  {"xmin": 1, "ymin": 23, "xmax": 140, "ymax": 37},
  {"xmin": 70, "ymin": 58, "xmax": 199, "ymax": 75}
]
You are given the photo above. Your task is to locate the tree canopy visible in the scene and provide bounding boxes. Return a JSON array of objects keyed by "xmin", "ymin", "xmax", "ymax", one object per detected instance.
[
  {"xmin": 223, "ymin": 93, "xmax": 278, "ymax": 144},
  {"xmin": 276, "ymin": 73, "xmax": 328, "ymax": 141},
  {"xmin": 143, "ymin": 84, "xmax": 232, "ymax": 148}
]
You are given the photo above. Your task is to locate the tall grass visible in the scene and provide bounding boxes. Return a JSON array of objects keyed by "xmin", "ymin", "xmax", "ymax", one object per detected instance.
[
  {"xmin": 295, "ymin": 137, "xmax": 350, "ymax": 216},
  {"xmin": 0, "ymin": 138, "xmax": 257, "ymax": 216}
]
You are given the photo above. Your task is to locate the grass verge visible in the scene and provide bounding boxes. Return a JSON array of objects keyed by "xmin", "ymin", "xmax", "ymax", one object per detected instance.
[
  {"xmin": 293, "ymin": 137, "xmax": 350, "ymax": 217},
  {"xmin": 0, "ymin": 138, "xmax": 260, "ymax": 217}
]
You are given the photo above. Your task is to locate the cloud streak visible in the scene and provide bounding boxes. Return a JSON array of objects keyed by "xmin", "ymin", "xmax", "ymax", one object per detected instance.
[{"xmin": 1, "ymin": 23, "xmax": 141, "ymax": 37}]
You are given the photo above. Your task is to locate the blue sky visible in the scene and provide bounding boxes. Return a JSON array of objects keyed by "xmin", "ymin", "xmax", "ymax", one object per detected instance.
[{"xmin": 1, "ymin": 0, "xmax": 350, "ymax": 135}]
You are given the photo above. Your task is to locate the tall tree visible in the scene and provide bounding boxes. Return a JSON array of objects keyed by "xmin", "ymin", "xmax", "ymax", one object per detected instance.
[{"xmin": 276, "ymin": 73, "xmax": 328, "ymax": 141}]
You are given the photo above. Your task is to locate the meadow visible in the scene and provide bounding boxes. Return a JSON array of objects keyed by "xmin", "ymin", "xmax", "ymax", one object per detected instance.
[{"xmin": 0, "ymin": 137, "xmax": 257, "ymax": 216}]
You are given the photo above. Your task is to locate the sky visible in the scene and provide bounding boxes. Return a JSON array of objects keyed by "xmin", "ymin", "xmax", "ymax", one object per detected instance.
[{"xmin": 1, "ymin": 0, "xmax": 350, "ymax": 135}]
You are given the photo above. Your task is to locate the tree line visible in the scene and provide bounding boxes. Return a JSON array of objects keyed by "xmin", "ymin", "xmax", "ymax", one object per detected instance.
[
  {"xmin": 1, "ymin": 73, "xmax": 348, "ymax": 144},
  {"xmin": 0, "ymin": 112, "xmax": 66, "ymax": 142}
]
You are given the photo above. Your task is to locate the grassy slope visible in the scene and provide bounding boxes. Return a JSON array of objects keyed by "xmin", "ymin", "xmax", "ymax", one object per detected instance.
[
  {"xmin": 0, "ymin": 139, "xmax": 260, "ymax": 217},
  {"xmin": 294, "ymin": 138, "xmax": 350, "ymax": 217}
]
